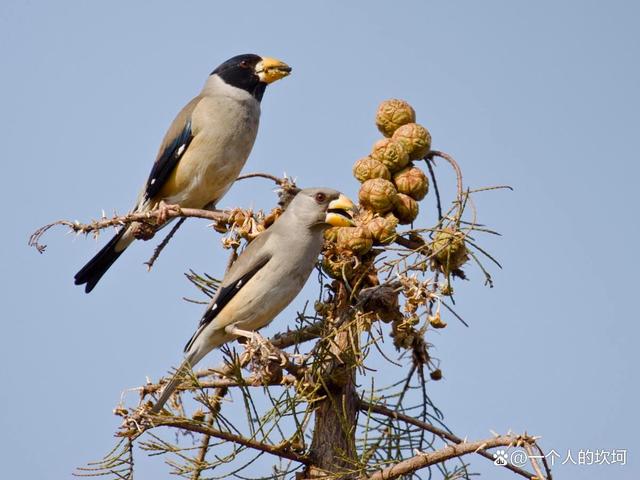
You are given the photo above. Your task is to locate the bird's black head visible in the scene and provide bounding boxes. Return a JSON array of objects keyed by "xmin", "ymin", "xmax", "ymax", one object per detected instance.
[{"xmin": 211, "ymin": 54, "xmax": 291, "ymax": 101}]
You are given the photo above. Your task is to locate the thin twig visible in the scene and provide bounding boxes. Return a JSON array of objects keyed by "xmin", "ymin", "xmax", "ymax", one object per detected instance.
[
  {"xmin": 145, "ymin": 217, "xmax": 186, "ymax": 271},
  {"xmin": 29, "ymin": 206, "xmax": 229, "ymax": 253},
  {"xmin": 236, "ymin": 172, "xmax": 287, "ymax": 184},
  {"xmin": 424, "ymin": 156, "xmax": 443, "ymax": 222}
]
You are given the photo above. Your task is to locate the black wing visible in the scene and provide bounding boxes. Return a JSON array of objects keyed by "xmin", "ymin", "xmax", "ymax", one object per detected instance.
[
  {"xmin": 144, "ymin": 119, "xmax": 193, "ymax": 200},
  {"xmin": 183, "ymin": 256, "xmax": 270, "ymax": 352}
]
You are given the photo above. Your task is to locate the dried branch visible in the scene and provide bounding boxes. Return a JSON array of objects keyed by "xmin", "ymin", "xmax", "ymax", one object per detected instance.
[
  {"xmin": 28, "ymin": 171, "xmax": 295, "ymax": 254},
  {"xmin": 426, "ymin": 150, "xmax": 463, "ymax": 208},
  {"xmin": 360, "ymin": 401, "xmax": 536, "ymax": 479},
  {"xmin": 28, "ymin": 205, "xmax": 229, "ymax": 253},
  {"xmin": 140, "ymin": 374, "xmax": 298, "ymax": 396},
  {"xmin": 142, "ymin": 416, "xmax": 309, "ymax": 464},
  {"xmin": 365, "ymin": 434, "xmax": 539, "ymax": 480},
  {"xmin": 145, "ymin": 217, "xmax": 186, "ymax": 270}
]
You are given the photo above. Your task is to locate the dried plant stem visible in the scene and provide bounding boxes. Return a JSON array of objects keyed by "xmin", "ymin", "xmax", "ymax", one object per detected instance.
[
  {"xmin": 359, "ymin": 401, "xmax": 536, "ymax": 479},
  {"xmin": 145, "ymin": 416, "xmax": 309, "ymax": 464},
  {"xmin": 426, "ymin": 150, "xmax": 463, "ymax": 206},
  {"xmin": 141, "ymin": 374, "xmax": 298, "ymax": 395},
  {"xmin": 365, "ymin": 434, "xmax": 535, "ymax": 480},
  {"xmin": 236, "ymin": 172, "xmax": 287, "ymax": 184},
  {"xmin": 191, "ymin": 414, "xmax": 214, "ymax": 480},
  {"xmin": 28, "ymin": 205, "xmax": 229, "ymax": 253},
  {"xmin": 145, "ymin": 217, "xmax": 186, "ymax": 270}
]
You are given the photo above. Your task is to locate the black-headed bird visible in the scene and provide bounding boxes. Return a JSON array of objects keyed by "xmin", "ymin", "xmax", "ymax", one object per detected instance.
[
  {"xmin": 74, "ymin": 54, "xmax": 291, "ymax": 293},
  {"xmin": 151, "ymin": 188, "xmax": 355, "ymax": 412}
]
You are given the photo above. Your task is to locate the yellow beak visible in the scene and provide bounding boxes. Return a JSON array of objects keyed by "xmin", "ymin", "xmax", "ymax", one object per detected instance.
[
  {"xmin": 256, "ymin": 57, "xmax": 292, "ymax": 84},
  {"xmin": 325, "ymin": 194, "xmax": 356, "ymax": 227}
]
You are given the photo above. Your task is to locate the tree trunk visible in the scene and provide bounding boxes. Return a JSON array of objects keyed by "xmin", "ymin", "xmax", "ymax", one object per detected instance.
[{"xmin": 304, "ymin": 284, "xmax": 359, "ymax": 478}]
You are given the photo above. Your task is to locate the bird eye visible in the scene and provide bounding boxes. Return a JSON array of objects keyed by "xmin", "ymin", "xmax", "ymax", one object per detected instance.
[
  {"xmin": 315, "ymin": 192, "xmax": 326, "ymax": 203},
  {"xmin": 239, "ymin": 60, "xmax": 250, "ymax": 68}
]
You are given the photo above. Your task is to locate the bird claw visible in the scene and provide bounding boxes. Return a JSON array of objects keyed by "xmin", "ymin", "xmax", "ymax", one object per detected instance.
[{"xmin": 156, "ymin": 201, "xmax": 179, "ymax": 226}]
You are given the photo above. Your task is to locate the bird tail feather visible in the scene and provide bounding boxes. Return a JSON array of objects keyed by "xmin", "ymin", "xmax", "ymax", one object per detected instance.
[
  {"xmin": 151, "ymin": 329, "xmax": 233, "ymax": 413},
  {"xmin": 74, "ymin": 229, "xmax": 129, "ymax": 293},
  {"xmin": 151, "ymin": 350, "xmax": 201, "ymax": 414}
]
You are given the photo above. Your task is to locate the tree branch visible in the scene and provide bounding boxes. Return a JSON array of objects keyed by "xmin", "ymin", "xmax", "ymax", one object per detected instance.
[
  {"xmin": 142, "ymin": 416, "xmax": 309, "ymax": 464},
  {"xmin": 359, "ymin": 401, "xmax": 537, "ymax": 479},
  {"xmin": 365, "ymin": 434, "xmax": 538, "ymax": 480},
  {"xmin": 28, "ymin": 205, "xmax": 230, "ymax": 253}
]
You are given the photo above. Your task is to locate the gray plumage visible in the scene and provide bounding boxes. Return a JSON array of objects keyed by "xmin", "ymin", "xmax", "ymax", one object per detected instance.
[
  {"xmin": 151, "ymin": 188, "xmax": 354, "ymax": 412},
  {"xmin": 75, "ymin": 54, "xmax": 291, "ymax": 293}
]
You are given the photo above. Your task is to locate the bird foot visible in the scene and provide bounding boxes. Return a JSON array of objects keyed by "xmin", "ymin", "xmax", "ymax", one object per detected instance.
[
  {"xmin": 156, "ymin": 201, "xmax": 181, "ymax": 226},
  {"xmin": 225, "ymin": 325, "xmax": 287, "ymax": 368}
]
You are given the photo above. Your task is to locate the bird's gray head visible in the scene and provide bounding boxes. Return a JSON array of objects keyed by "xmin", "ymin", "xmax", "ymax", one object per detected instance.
[
  {"xmin": 211, "ymin": 54, "xmax": 291, "ymax": 101},
  {"xmin": 286, "ymin": 188, "xmax": 356, "ymax": 229}
]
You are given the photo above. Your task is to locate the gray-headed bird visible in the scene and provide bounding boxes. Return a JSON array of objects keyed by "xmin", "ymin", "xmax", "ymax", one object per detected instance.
[
  {"xmin": 151, "ymin": 188, "xmax": 355, "ymax": 413},
  {"xmin": 74, "ymin": 54, "xmax": 291, "ymax": 293}
]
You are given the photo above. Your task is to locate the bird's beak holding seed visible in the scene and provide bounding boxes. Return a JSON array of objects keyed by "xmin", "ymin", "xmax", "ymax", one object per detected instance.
[
  {"xmin": 256, "ymin": 57, "xmax": 292, "ymax": 84},
  {"xmin": 326, "ymin": 194, "xmax": 356, "ymax": 227}
]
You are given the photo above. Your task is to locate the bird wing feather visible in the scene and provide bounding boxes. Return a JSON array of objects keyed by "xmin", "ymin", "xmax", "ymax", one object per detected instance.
[
  {"xmin": 143, "ymin": 96, "xmax": 201, "ymax": 200},
  {"xmin": 183, "ymin": 229, "xmax": 274, "ymax": 352}
]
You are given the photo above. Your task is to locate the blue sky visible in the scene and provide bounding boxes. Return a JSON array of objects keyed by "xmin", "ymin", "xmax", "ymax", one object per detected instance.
[{"xmin": 1, "ymin": 1, "xmax": 638, "ymax": 478}]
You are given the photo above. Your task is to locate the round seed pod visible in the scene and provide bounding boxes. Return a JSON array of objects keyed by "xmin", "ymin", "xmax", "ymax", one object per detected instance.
[
  {"xmin": 430, "ymin": 369, "xmax": 443, "ymax": 381},
  {"xmin": 352, "ymin": 156, "xmax": 391, "ymax": 183},
  {"xmin": 375, "ymin": 99, "xmax": 416, "ymax": 137},
  {"xmin": 323, "ymin": 226, "xmax": 341, "ymax": 243},
  {"xmin": 393, "ymin": 193, "xmax": 419, "ymax": 224},
  {"xmin": 359, "ymin": 178, "xmax": 398, "ymax": 214},
  {"xmin": 336, "ymin": 226, "xmax": 373, "ymax": 255},
  {"xmin": 392, "ymin": 123, "xmax": 432, "ymax": 160},
  {"xmin": 321, "ymin": 253, "xmax": 355, "ymax": 280},
  {"xmin": 393, "ymin": 164, "xmax": 429, "ymax": 201},
  {"xmin": 366, "ymin": 214, "xmax": 398, "ymax": 244},
  {"xmin": 370, "ymin": 138, "xmax": 410, "ymax": 173},
  {"xmin": 430, "ymin": 228, "xmax": 469, "ymax": 273}
]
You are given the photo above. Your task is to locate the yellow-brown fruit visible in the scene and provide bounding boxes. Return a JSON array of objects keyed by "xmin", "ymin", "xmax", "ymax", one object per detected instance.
[
  {"xmin": 375, "ymin": 99, "xmax": 416, "ymax": 137},
  {"xmin": 336, "ymin": 226, "xmax": 373, "ymax": 255},
  {"xmin": 321, "ymin": 253, "xmax": 355, "ymax": 280},
  {"xmin": 393, "ymin": 164, "xmax": 429, "ymax": 201},
  {"xmin": 428, "ymin": 312, "xmax": 447, "ymax": 329},
  {"xmin": 393, "ymin": 193, "xmax": 419, "ymax": 224},
  {"xmin": 359, "ymin": 178, "xmax": 398, "ymax": 214},
  {"xmin": 366, "ymin": 214, "xmax": 398, "ymax": 244},
  {"xmin": 392, "ymin": 123, "xmax": 432, "ymax": 160},
  {"xmin": 431, "ymin": 228, "xmax": 469, "ymax": 273},
  {"xmin": 370, "ymin": 138, "xmax": 410, "ymax": 172},
  {"xmin": 323, "ymin": 226, "xmax": 341, "ymax": 243},
  {"xmin": 430, "ymin": 369, "xmax": 443, "ymax": 381},
  {"xmin": 352, "ymin": 156, "xmax": 391, "ymax": 183}
]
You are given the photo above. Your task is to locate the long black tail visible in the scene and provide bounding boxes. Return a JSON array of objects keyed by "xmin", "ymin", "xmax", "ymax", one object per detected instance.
[{"xmin": 74, "ymin": 229, "xmax": 127, "ymax": 293}]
